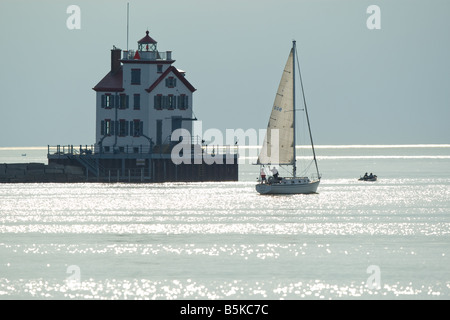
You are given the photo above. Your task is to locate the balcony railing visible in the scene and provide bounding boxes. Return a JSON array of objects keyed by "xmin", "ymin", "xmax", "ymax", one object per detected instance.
[{"xmin": 122, "ymin": 50, "xmax": 172, "ymax": 61}]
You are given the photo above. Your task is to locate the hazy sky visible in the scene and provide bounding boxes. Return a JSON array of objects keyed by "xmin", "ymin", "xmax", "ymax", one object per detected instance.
[{"xmin": 0, "ymin": 0, "xmax": 449, "ymax": 147}]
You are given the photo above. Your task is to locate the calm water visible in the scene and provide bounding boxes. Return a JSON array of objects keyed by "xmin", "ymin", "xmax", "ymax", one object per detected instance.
[{"xmin": 1, "ymin": 145, "xmax": 449, "ymax": 299}]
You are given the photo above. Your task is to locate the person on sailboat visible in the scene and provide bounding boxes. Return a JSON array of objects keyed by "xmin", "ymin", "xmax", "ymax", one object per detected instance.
[
  {"xmin": 271, "ymin": 166, "xmax": 281, "ymax": 182},
  {"xmin": 260, "ymin": 167, "xmax": 267, "ymax": 183}
]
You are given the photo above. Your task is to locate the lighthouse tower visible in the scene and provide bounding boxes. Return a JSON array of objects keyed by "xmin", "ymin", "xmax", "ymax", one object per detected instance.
[{"xmin": 93, "ymin": 30, "xmax": 196, "ymax": 153}]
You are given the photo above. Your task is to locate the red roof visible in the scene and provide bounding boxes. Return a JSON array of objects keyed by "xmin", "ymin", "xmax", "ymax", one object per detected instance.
[
  {"xmin": 138, "ymin": 31, "xmax": 157, "ymax": 44},
  {"xmin": 146, "ymin": 66, "xmax": 196, "ymax": 93},
  {"xmin": 92, "ymin": 68, "xmax": 124, "ymax": 92}
]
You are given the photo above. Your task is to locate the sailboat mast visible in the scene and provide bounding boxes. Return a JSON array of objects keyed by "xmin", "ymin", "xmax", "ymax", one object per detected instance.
[{"xmin": 292, "ymin": 40, "xmax": 297, "ymax": 178}]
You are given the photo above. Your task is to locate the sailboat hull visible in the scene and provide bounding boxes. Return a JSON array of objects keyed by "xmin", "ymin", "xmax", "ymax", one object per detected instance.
[{"xmin": 255, "ymin": 179, "xmax": 320, "ymax": 195}]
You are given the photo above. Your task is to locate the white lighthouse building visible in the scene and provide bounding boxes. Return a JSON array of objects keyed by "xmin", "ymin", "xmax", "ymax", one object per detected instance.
[
  {"xmin": 47, "ymin": 30, "xmax": 238, "ymax": 182},
  {"xmin": 93, "ymin": 30, "xmax": 196, "ymax": 153}
]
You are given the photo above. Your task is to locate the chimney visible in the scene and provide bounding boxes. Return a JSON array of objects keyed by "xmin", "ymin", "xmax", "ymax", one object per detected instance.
[{"xmin": 111, "ymin": 46, "xmax": 122, "ymax": 74}]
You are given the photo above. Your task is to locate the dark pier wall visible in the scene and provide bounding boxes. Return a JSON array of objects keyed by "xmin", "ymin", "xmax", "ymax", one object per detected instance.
[
  {"xmin": 46, "ymin": 155, "xmax": 238, "ymax": 183},
  {"xmin": 0, "ymin": 163, "xmax": 85, "ymax": 183},
  {"xmin": 151, "ymin": 159, "xmax": 238, "ymax": 182}
]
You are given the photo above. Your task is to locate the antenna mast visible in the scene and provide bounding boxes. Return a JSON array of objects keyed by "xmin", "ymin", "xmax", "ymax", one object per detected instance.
[{"xmin": 126, "ymin": 3, "xmax": 129, "ymax": 51}]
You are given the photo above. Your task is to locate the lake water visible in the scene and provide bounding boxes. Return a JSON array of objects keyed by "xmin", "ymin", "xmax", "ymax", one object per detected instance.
[{"xmin": 1, "ymin": 145, "xmax": 449, "ymax": 300}]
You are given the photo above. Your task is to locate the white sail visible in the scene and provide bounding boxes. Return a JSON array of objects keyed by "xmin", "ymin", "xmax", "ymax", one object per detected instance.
[{"xmin": 257, "ymin": 49, "xmax": 295, "ymax": 165}]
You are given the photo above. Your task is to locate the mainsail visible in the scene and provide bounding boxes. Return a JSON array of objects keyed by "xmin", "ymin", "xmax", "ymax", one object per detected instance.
[{"xmin": 257, "ymin": 48, "xmax": 295, "ymax": 165}]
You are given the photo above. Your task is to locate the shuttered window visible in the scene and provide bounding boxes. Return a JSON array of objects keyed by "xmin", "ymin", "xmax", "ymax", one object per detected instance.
[
  {"xmin": 134, "ymin": 94, "xmax": 140, "ymax": 110},
  {"xmin": 118, "ymin": 119, "xmax": 128, "ymax": 136},
  {"xmin": 168, "ymin": 95, "xmax": 176, "ymax": 109},
  {"xmin": 119, "ymin": 94, "xmax": 129, "ymax": 109},
  {"xmin": 131, "ymin": 120, "xmax": 143, "ymax": 137},
  {"xmin": 178, "ymin": 95, "xmax": 188, "ymax": 110},
  {"xmin": 165, "ymin": 77, "xmax": 176, "ymax": 88},
  {"xmin": 154, "ymin": 94, "xmax": 189, "ymax": 110},
  {"xmin": 101, "ymin": 119, "xmax": 112, "ymax": 136},
  {"xmin": 101, "ymin": 94, "xmax": 114, "ymax": 109},
  {"xmin": 105, "ymin": 119, "xmax": 112, "ymax": 135},
  {"xmin": 154, "ymin": 95, "xmax": 162, "ymax": 110}
]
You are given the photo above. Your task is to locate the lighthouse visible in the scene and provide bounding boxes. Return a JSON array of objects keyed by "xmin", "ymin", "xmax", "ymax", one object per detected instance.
[
  {"xmin": 47, "ymin": 30, "xmax": 238, "ymax": 183},
  {"xmin": 93, "ymin": 30, "xmax": 196, "ymax": 153}
]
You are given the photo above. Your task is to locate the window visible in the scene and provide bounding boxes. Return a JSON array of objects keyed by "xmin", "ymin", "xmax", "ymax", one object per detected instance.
[
  {"xmin": 105, "ymin": 95, "xmax": 112, "ymax": 107},
  {"xmin": 154, "ymin": 94, "xmax": 189, "ymax": 110},
  {"xmin": 119, "ymin": 119, "xmax": 128, "ymax": 136},
  {"xmin": 101, "ymin": 119, "xmax": 113, "ymax": 136},
  {"xmin": 131, "ymin": 69, "xmax": 141, "ymax": 85},
  {"xmin": 134, "ymin": 94, "xmax": 140, "ymax": 110},
  {"xmin": 178, "ymin": 95, "xmax": 188, "ymax": 110},
  {"xmin": 157, "ymin": 65, "xmax": 163, "ymax": 73},
  {"xmin": 165, "ymin": 77, "xmax": 176, "ymax": 88},
  {"xmin": 167, "ymin": 95, "xmax": 176, "ymax": 109},
  {"xmin": 101, "ymin": 94, "xmax": 114, "ymax": 108},
  {"xmin": 154, "ymin": 95, "xmax": 162, "ymax": 110},
  {"xmin": 119, "ymin": 94, "xmax": 129, "ymax": 109},
  {"xmin": 105, "ymin": 119, "xmax": 112, "ymax": 135},
  {"xmin": 131, "ymin": 120, "xmax": 143, "ymax": 137}
]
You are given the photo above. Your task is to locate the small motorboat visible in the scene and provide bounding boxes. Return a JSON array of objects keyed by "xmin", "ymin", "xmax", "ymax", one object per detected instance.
[{"xmin": 359, "ymin": 173, "xmax": 377, "ymax": 181}]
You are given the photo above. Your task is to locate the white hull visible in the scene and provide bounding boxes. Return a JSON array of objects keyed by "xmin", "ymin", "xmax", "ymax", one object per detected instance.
[{"xmin": 256, "ymin": 178, "xmax": 320, "ymax": 195}]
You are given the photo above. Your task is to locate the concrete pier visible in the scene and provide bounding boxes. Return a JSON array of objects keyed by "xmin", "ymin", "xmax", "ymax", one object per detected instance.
[
  {"xmin": 0, "ymin": 144, "xmax": 239, "ymax": 183},
  {"xmin": 0, "ymin": 163, "xmax": 85, "ymax": 183}
]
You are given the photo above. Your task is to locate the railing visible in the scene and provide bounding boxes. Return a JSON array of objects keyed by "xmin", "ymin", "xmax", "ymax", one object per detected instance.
[
  {"xmin": 48, "ymin": 142, "xmax": 239, "ymax": 157},
  {"xmin": 122, "ymin": 50, "xmax": 172, "ymax": 61},
  {"xmin": 48, "ymin": 145, "xmax": 95, "ymax": 156},
  {"xmin": 48, "ymin": 145, "xmax": 152, "ymax": 156}
]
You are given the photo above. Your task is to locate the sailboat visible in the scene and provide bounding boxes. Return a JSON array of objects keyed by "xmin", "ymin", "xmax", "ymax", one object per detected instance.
[{"xmin": 255, "ymin": 41, "xmax": 320, "ymax": 195}]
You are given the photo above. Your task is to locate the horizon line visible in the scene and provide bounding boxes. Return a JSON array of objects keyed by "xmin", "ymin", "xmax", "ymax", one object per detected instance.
[{"xmin": 1, "ymin": 143, "xmax": 450, "ymax": 151}]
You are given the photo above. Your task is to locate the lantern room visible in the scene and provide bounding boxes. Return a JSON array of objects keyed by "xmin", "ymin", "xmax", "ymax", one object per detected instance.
[{"xmin": 138, "ymin": 30, "xmax": 157, "ymax": 52}]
